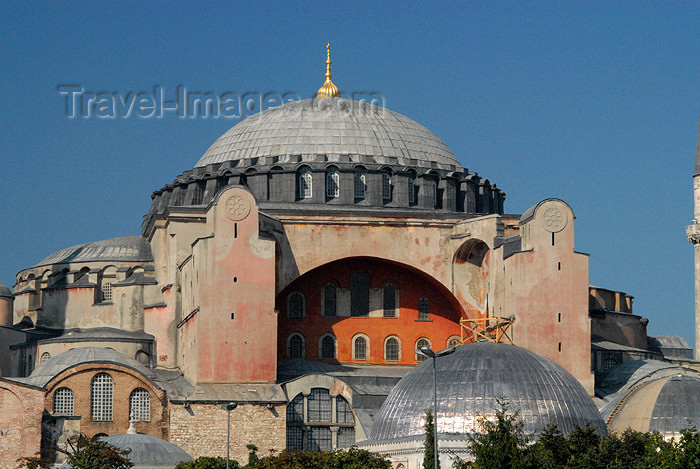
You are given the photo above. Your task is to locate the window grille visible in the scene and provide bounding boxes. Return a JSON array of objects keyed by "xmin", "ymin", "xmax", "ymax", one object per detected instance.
[
  {"xmin": 382, "ymin": 173, "xmax": 391, "ymax": 200},
  {"xmin": 447, "ymin": 337, "xmax": 461, "ymax": 348},
  {"xmin": 354, "ymin": 170, "xmax": 366, "ymax": 198},
  {"xmin": 336, "ymin": 396, "xmax": 354, "ymax": 422},
  {"xmin": 286, "ymin": 426, "xmax": 303, "ymax": 451},
  {"xmin": 354, "ymin": 336, "xmax": 367, "ymax": 360},
  {"xmin": 385, "ymin": 337, "xmax": 400, "ymax": 361},
  {"xmin": 53, "ymin": 387, "xmax": 74, "ymax": 415},
  {"xmin": 324, "ymin": 283, "xmax": 337, "ymax": 316},
  {"xmin": 350, "ymin": 271, "xmax": 369, "ymax": 317},
  {"xmin": 408, "ymin": 177, "xmax": 416, "ymax": 203},
  {"xmin": 91, "ymin": 373, "xmax": 113, "ymax": 421},
  {"xmin": 129, "ymin": 388, "xmax": 150, "ymax": 421},
  {"xmin": 102, "ymin": 282, "xmax": 112, "ymax": 302},
  {"xmin": 308, "ymin": 427, "xmax": 332, "ymax": 452},
  {"xmin": 418, "ymin": 297, "xmax": 430, "ymax": 320},
  {"xmin": 287, "ymin": 394, "xmax": 304, "ymax": 422},
  {"xmin": 307, "ymin": 388, "xmax": 332, "ymax": 421},
  {"xmin": 321, "ymin": 335, "xmax": 336, "ymax": 359},
  {"xmin": 326, "ymin": 169, "xmax": 339, "ymax": 197},
  {"xmin": 288, "ymin": 292, "xmax": 304, "ymax": 319},
  {"xmin": 289, "ymin": 334, "xmax": 304, "ymax": 358},
  {"xmin": 383, "ymin": 284, "xmax": 396, "ymax": 317},
  {"xmin": 416, "ymin": 338, "xmax": 431, "ymax": 362},
  {"xmin": 299, "ymin": 167, "xmax": 312, "ymax": 199},
  {"xmin": 337, "ymin": 426, "xmax": 355, "ymax": 447},
  {"xmin": 602, "ymin": 358, "xmax": 618, "ymax": 371}
]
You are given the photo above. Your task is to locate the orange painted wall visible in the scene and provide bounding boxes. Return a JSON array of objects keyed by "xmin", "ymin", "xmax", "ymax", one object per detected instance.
[{"xmin": 277, "ymin": 258, "xmax": 466, "ymax": 365}]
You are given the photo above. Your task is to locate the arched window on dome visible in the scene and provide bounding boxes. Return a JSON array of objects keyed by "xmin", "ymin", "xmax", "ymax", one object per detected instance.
[
  {"xmin": 129, "ymin": 388, "xmax": 150, "ymax": 422},
  {"xmin": 323, "ymin": 283, "xmax": 337, "ymax": 317},
  {"xmin": 91, "ymin": 373, "xmax": 113, "ymax": 421},
  {"xmin": 383, "ymin": 284, "xmax": 396, "ymax": 317},
  {"xmin": 351, "ymin": 271, "xmax": 370, "ymax": 317},
  {"xmin": 382, "ymin": 172, "xmax": 392, "ymax": 201},
  {"xmin": 298, "ymin": 167, "xmax": 312, "ymax": 199},
  {"xmin": 288, "ymin": 333, "xmax": 305, "ymax": 358},
  {"xmin": 385, "ymin": 336, "xmax": 400, "ymax": 361},
  {"xmin": 354, "ymin": 169, "xmax": 366, "ymax": 199},
  {"xmin": 407, "ymin": 171, "xmax": 417, "ymax": 205},
  {"xmin": 415, "ymin": 338, "xmax": 431, "ymax": 362},
  {"xmin": 100, "ymin": 266, "xmax": 117, "ymax": 303},
  {"xmin": 53, "ymin": 387, "xmax": 74, "ymax": 416},
  {"xmin": 288, "ymin": 292, "xmax": 305, "ymax": 320},
  {"xmin": 326, "ymin": 167, "xmax": 339, "ymax": 198}
]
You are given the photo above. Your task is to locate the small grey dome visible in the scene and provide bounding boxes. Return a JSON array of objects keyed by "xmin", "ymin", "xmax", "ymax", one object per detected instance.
[
  {"xmin": 34, "ymin": 236, "xmax": 153, "ymax": 268},
  {"xmin": 601, "ymin": 372, "xmax": 700, "ymax": 440},
  {"xmin": 196, "ymin": 98, "xmax": 461, "ymax": 170},
  {"xmin": 0, "ymin": 284, "xmax": 13, "ymax": 299},
  {"xmin": 369, "ymin": 342, "xmax": 605, "ymax": 442},
  {"xmin": 101, "ymin": 433, "xmax": 193, "ymax": 468}
]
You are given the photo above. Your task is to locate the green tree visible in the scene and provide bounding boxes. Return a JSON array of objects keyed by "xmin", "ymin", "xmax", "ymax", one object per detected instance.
[
  {"xmin": 30, "ymin": 434, "xmax": 133, "ymax": 469},
  {"xmin": 246, "ymin": 444, "xmax": 259, "ymax": 467},
  {"xmin": 252, "ymin": 447, "xmax": 391, "ymax": 469},
  {"xmin": 423, "ymin": 409, "xmax": 439, "ymax": 469},
  {"xmin": 175, "ymin": 456, "xmax": 240, "ymax": 469}
]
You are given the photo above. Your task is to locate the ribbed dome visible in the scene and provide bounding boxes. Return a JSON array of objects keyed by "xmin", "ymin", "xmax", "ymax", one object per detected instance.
[
  {"xmin": 101, "ymin": 433, "xmax": 193, "ymax": 468},
  {"xmin": 34, "ymin": 236, "xmax": 153, "ymax": 268},
  {"xmin": 195, "ymin": 98, "xmax": 461, "ymax": 170},
  {"xmin": 369, "ymin": 342, "xmax": 605, "ymax": 442},
  {"xmin": 601, "ymin": 372, "xmax": 700, "ymax": 440}
]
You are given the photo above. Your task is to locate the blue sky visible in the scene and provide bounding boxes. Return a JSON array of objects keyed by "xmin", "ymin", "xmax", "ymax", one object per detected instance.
[{"xmin": 1, "ymin": 2, "xmax": 699, "ymax": 347}]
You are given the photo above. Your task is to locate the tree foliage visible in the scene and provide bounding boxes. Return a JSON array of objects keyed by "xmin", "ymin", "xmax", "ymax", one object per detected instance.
[
  {"xmin": 423, "ymin": 409, "xmax": 439, "ymax": 469},
  {"xmin": 18, "ymin": 434, "xmax": 133, "ymax": 469},
  {"xmin": 175, "ymin": 456, "xmax": 240, "ymax": 469},
  {"xmin": 252, "ymin": 447, "xmax": 391, "ymax": 469}
]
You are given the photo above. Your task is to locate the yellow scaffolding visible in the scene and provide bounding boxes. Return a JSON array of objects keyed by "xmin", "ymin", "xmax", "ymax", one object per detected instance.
[{"xmin": 460, "ymin": 316, "xmax": 515, "ymax": 344}]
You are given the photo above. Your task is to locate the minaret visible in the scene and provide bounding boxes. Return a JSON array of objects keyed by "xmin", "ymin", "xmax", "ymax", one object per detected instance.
[
  {"xmin": 686, "ymin": 116, "xmax": 700, "ymax": 358},
  {"xmin": 316, "ymin": 43, "xmax": 340, "ymax": 98}
]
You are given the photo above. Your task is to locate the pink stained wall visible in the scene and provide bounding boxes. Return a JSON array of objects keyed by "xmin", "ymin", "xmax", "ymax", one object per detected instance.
[
  {"xmin": 192, "ymin": 187, "xmax": 278, "ymax": 384},
  {"xmin": 504, "ymin": 200, "xmax": 594, "ymax": 394}
]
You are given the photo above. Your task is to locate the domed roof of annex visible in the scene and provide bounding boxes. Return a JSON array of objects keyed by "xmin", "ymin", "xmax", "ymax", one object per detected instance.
[
  {"xmin": 101, "ymin": 432, "xmax": 194, "ymax": 468},
  {"xmin": 369, "ymin": 342, "xmax": 606, "ymax": 443},
  {"xmin": 33, "ymin": 236, "xmax": 153, "ymax": 268},
  {"xmin": 195, "ymin": 97, "xmax": 462, "ymax": 171},
  {"xmin": 601, "ymin": 371, "xmax": 700, "ymax": 440}
]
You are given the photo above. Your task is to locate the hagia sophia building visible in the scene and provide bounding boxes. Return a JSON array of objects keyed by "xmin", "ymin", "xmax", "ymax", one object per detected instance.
[{"xmin": 0, "ymin": 45, "xmax": 698, "ymax": 468}]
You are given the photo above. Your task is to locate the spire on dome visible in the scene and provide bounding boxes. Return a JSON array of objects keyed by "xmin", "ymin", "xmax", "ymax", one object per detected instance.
[{"xmin": 316, "ymin": 43, "xmax": 340, "ymax": 98}]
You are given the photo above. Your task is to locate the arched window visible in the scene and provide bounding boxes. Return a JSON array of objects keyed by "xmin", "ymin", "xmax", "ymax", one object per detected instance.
[
  {"xmin": 286, "ymin": 390, "xmax": 355, "ymax": 451},
  {"xmin": 40, "ymin": 352, "xmax": 51, "ymax": 363},
  {"xmin": 602, "ymin": 358, "xmax": 618, "ymax": 371},
  {"xmin": 91, "ymin": 373, "xmax": 113, "ymax": 421},
  {"xmin": 353, "ymin": 335, "xmax": 367, "ymax": 360},
  {"xmin": 323, "ymin": 283, "xmax": 337, "ymax": 317},
  {"xmin": 27, "ymin": 355, "xmax": 33, "ymax": 375},
  {"xmin": 192, "ymin": 181, "xmax": 205, "ymax": 205},
  {"xmin": 351, "ymin": 271, "xmax": 369, "ymax": 317},
  {"xmin": 286, "ymin": 393, "xmax": 304, "ymax": 450},
  {"xmin": 288, "ymin": 292, "xmax": 305, "ymax": 319},
  {"xmin": 129, "ymin": 388, "xmax": 150, "ymax": 422},
  {"xmin": 308, "ymin": 388, "xmax": 332, "ymax": 421},
  {"xmin": 354, "ymin": 169, "xmax": 366, "ymax": 199},
  {"xmin": 101, "ymin": 266, "xmax": 116, "ymax": 302},
  {"xmin": 447, "ymin": 336, "xmax": 461, "ymax": 349},
  {"xmin": 289, "ymin": 334, "xmax": 304, "ymax": 358},
  {"xmin": 326, "ymin": 168, "xmax": 339, "ymax": 198},
  {"xmin": 320, "ymin": 335, "xmax": 336, "ymax": 359},
  {"xmin": 382, "ymin": 172, "xmax": 392, "ymax": 200},
  {"xmin": 385, "ymin": 336, "xmax": 400, "ymax": 361},
  {"xmin": 418, "ymin": 297, "xmax": 430, "ymax": 320},
  {"xmin": 298, "ymin": 167, "xmax": 312, "ymax": 199},
  {"xmin": 408, "ymin": 174, "xmax": 416, "ymax": 204},
  {"xmin": 383, "ymin": 284, "xmax": 396, "ymax": 317},
  {"xmin": 416, "ymin": 338, "xmax": 431, "ymax": 362},
  {"xmin": 53, "ymin": 387, "xmax": 74, "ymax": 415}
]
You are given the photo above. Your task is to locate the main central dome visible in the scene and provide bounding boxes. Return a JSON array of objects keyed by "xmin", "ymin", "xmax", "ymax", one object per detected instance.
[{"xmin": 195, "ymin": 98, "xmax": 461, "ymax": 171}]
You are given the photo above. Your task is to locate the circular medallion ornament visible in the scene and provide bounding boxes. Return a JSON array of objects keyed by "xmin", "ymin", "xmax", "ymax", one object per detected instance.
[
  {"xmin": 541, "ymin": 205, "xmax": 567, "ymax": 233},
  {"xmin": 224, "ymin": 195, "xmax": 251, "ymax": 221}
]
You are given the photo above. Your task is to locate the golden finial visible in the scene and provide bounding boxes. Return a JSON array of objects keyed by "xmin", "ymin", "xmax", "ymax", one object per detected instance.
[{"xmin": 316, "ymin": 43, "xmax": 340, "ymax": 98}]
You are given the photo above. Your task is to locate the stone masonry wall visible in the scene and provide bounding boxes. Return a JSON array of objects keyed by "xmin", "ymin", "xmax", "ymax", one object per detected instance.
[
  {"xmin": 170, "ymin": 403, "xmax": 286, "ymax": 463},
  {"xmin": 0, "ymin": 379, "xmax": 44, "ymax": 467}
]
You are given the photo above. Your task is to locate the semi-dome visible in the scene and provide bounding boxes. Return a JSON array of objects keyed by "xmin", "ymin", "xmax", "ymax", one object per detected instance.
[
  {"xmin": 369, "ymin": 342, "xmax": 606, "ymax": 442},
  {"xmin": 195, "ymin": 97, "xmax": 461, "ymax": 171},
  {"xmin": 601, "ymin": 371, "xmax": 700, "ymax": 440},
  {"xmin": 101, "ymin": 432, "xmax": 193, "ymax": 468}
]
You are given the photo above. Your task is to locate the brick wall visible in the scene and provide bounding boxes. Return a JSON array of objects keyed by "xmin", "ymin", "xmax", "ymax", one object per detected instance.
[
  {"xmin": 170, "ymin": 403, "xmax": 286, "ymax": 463},
  {"xmin": 0, "ymin": 379, "xmax": 44, "ymax": 468}
]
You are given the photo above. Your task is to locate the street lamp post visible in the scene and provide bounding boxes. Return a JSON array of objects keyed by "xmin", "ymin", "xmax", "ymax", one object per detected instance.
[
  {"xmin": 417, "ymin": 346, "xmax": 455, "ymax": 469},
  {"xmin": 221, "ymin": 402, "xmax": 238, "ymax": 469}
]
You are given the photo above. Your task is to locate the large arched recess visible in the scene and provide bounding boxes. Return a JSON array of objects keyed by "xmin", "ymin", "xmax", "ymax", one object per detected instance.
[{"xmin": 276, "ymin": 257, "xmax": 469, "ymax": 366}]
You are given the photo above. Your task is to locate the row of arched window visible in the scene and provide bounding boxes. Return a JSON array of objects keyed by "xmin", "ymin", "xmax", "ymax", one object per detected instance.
[
  {"xmin": 287, "ymin": 333, "xmax": 461, "ymax": 362},
  {"xmin": 288, "ymin": 279, "xmax": 430, "ymax": 320},
  {"xmin": 52, "ymin": 373, "xmax": 150, "ymax": 422},
  {"xmin": 286, "ymin": 388, "xmax": 355, "ymax": 451}
]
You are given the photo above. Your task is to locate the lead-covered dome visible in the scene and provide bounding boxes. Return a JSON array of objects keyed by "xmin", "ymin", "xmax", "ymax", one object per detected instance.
[
  {"xmin": 369, "ymin": 342, "xmax": 605, "ymax": 442},
  {"xmin": 101, "ymin": 432, "xmax": 193, "ymax": 468},
  {"xmin": 195, "ymin": 98, "xmax": 461, "ymax": 171}
]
